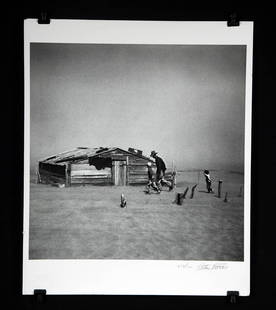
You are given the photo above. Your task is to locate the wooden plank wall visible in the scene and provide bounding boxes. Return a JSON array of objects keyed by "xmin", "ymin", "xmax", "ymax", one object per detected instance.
[
  {"xmin": 127, "ymin": 157, "xmax": 174, "ymax": 185},
  {"xmin": 39, "ymin": 162, "xmax": 66, "ymax": 185},
  {"xmin": 111, "ymin": 161, "xmax": 127, "ymax": 186},
  {"xmin": 128, "ymin": 157, "xmax": 150, "ymax": 185},
  {"xmin": 70, "ymin": 163, "xmax": 112, "ymax": 185}
]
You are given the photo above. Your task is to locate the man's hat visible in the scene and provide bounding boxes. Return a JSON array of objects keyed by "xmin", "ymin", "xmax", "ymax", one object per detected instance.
[{"xmin": 150, "ymin": 150, "xmax": 158, "ymax": 157}]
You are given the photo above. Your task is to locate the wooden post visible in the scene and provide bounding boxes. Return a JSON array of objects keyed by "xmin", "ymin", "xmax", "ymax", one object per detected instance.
[
  {"xmin": 36, "ymin": 169, "xmax": 41, "ymax": 184},
  {"xmin": 218, "ymin": 180, "xmax": 223, "ymax": 198},
  {"xmin": 120, "ymin": 193, "xmax": 127, "ymax": 208},
  {"xmin": 190, "ymin": 184, "xmax": 197, "ymax": 199},
  {"xmin": 224, "ymin": 192, "xmax": 228, "ymax": 202},
  {"xmin": 183, "ymin": 187, "xmax": 189, "ymax": 199},
  {"xmin": 176, "ymin": 193, "xmax": 183, "ymax": 205}
]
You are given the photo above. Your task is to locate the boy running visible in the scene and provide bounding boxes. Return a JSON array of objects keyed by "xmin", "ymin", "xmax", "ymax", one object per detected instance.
[{"xmin": 146, "ymin": 162, "xmax": 160, "ymax": 193}]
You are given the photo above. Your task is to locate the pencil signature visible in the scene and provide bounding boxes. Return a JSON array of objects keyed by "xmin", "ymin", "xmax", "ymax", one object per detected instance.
[
  {"xmin": 197, "ymin": 263, "xmax": 228, "ymax": 271},
  {"xmin": 177, "ymin": 263, "xmax": 228, "ymax": 271}
]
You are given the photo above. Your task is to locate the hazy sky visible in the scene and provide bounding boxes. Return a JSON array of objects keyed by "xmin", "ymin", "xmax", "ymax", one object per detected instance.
[{"xmin": 30, "ymin": 43, "xmax": 246, "ymax": 171}]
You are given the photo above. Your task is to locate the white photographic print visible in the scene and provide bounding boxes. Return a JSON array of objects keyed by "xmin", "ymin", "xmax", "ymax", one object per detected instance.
[{"xmin": 23, "ymin": 19, "xmax": 253, "ymax": 295}]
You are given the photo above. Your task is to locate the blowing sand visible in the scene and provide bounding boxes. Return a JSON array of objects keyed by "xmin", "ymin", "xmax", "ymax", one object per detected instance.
[{"xmin": 29, "ymin": 170, "xmax": 244, "ymax": 261}]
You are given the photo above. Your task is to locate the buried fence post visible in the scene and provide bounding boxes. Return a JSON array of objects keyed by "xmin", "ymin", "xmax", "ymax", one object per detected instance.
[
  {"xmin": 182, "ymin": 187, "xmax": 189, "ymax": 199},
  {"xmin": 175, "ymin": 186, "xmax": 189, "ymax": 206},
  {"xmin": 218, "ymin": 180, "xmax": 223, "ymax": 198},
  {"xmin": 224, "ymin": 192, "xmax": 228, "ymax": 203},
  {"xmin": 176, "ymin": 193, "xmax": 183, "ymax": 205},
  {"xmin": 175, "ymin": 187, "xmax": 189, "ymax": 205},
  {"xmin": 190, "ymin": 184, "xmax": 197, "ymax": 199},
  {"xmin": 120, "ymin": 193, "xmax": 127, "ymax": 208}
]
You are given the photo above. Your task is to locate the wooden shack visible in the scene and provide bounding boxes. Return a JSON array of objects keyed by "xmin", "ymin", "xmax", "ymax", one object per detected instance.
[{"xmin": 38, "ymin": 147, "xmax": 174, "ymax": 187}]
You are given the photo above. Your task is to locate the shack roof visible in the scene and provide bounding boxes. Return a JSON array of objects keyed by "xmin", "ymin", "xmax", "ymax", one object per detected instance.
[{"xmin": 39, "ymin": 147, "xmax": 154, "ymax": 164}]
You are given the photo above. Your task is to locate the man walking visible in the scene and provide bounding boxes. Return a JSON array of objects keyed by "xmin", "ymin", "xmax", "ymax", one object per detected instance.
[{"xmin": 150, "ymin": 150, "xmax": 173, "ymax": 191}]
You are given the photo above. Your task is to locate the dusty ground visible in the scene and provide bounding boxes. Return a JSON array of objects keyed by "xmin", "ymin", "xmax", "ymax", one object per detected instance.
[{"xmin": 29, "ymin": 170, "xmax": 244, "ymax": 261}]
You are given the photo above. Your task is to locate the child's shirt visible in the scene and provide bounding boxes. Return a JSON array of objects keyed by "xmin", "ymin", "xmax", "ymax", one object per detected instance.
[{"xmin": 204, "ymin": 173, "xmax": 211, "ymax": 183}]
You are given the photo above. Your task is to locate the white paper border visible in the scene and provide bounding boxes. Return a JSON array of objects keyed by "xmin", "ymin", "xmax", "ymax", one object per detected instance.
[{"xmin": 23, "ymin": 19, "xmax": 253, "ymax": 296}]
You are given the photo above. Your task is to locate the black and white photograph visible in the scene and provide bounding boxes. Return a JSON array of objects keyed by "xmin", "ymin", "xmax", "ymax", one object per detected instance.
[
  {"xmin": 23, "ymin": 20, "xmax": 253, "ymax": 295},
  {"xmin": 30, "ymin": 42, "xmax": 246, "ymax": 261}
]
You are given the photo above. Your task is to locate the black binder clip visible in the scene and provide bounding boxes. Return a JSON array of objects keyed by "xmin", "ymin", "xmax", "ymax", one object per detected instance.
[
  {"xmin": 38, "ymin": 12, "xmax": 50, "ymax": 24},
  {"xmin": 227, "ymin": 13, "xmax": 240, "ymax": 27},
  {"xmin": 34, "ymin": 289, "xmax": 47, "ymax": 303},
  {"xmin": 227, "ymin": 291, "xmax": 239, "ymax": 304}
]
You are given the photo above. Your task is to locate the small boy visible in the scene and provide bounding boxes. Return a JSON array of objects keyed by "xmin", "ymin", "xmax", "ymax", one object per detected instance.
[
  {"xmin": 146, "ymin": 162, "xmax": 160, "ymax": 193},
  {"xmin": 204, "ymin": 170, "xmax": 214, "ymax": 193}
]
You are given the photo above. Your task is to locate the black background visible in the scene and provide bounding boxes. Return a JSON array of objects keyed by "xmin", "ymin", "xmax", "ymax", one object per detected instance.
[{"xmin": 5, "ymin": 1, "xmax": 276, "ymax": 309}]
